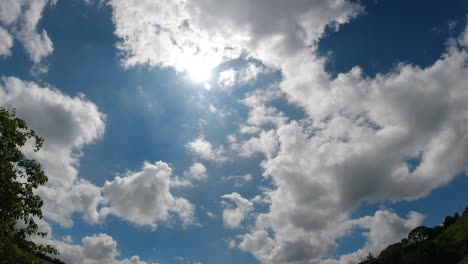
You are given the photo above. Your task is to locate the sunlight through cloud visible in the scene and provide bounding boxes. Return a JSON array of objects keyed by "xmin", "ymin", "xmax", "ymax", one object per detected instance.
[{"xmin": 186, "ymin": 59, "xmax": 213, "ymax": 83}]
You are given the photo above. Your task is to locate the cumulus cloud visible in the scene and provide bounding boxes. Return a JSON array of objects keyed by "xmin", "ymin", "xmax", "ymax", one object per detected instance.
[
  {"xmin": 461, "ymin": 24, "xmax": 468, "ymax": 47},
  {"xmin": 16, "ymin": 216, "xmax": 53, "ymax": 240},
  {"xmin": 239, "ymin": 230, "xmax": 275, "ymax": 260},
  {"xmin": 101, "ymin": 161, "xmax": 195, "ymax": 229},
  {"xmin": 222, "ymin": 193, "xmax": 253, "ymax": 229},
  {"xmin": 186, "ymin": 136, "xmax": 227, "ymax": 162},
  {"xmin": 62, "ymin": 235, "xmax": 73, "ymax": 243},
  {"xmin": 239, "ymin": 125, "xmax": 261, "ymax": 135},
  {"xmin": 232, "ymin": 130, "xmax": 279, "ymax": 159},
  {"xmin": 240, "ymin": 87, "xmax": 288, "ymax": 128},
  {"xmin": 82, "ymin": 233, "xmax": 119, "ymax": 262},
  {"xmin": 40, "ymin": 0, "xmax": 467, "ymax": 262},
  {"xmin": 218, "ymin": 68, "xmax": 237, "ymax": 88},
  {"xmin": 239, "ymin": 210, "xmax": 423, "ymax": 264},
  {"xmin": 171, "ymin": 162, "xmax": 208, "ymax": 187},
  {"xmin": 0, "ymin": 77, "xmax": 105, "ymax": 188},
  {"xmin": 0, "ymin": 77, "xmax": 194, "ymax": 231},
  {"xmin": 0, "ymin": 27, "xmax": 13, "ymax": 57},
  {"xmin": 0, "ymin": 76, "xmax": 106, "ymax": 227},
  {"xmin": 0, "ymin": 0, "xmax": 55, "ymax": 62},
  {"xmin": 337, "ymin": 210, "xmax": 424, "ymax": 264},
  {"xmin": 109, "ymin": 0, "xmax": 241, "ymax": 72},
  {"xmin": 184, "ymin": 162, "xmax": 208, "ymax": 181},
  {"xmin": 237, "ymin": 63, "xmax": 268, "ymax": 84},
  {"xmin": 109, "ymin": 0, "xmax": 361, "ymax": 72},
  {"xmin": 218, "ymin": 63, "xmax": 269, "ymax": 89},
  {"xmin": 235, "ymin": 39, "xmax": 468, "ymax": 263},
  {"xmin": 38, "ymin": 180, "xmax": 103, "ymax": 227},
  {"xmin": 222, "ymin": 174, "xmax": 253, "ymax": 187},
  {"xmin": 23, "ymin": 221, "xmax": 148, "ymax": 263},
  {"xmin": 35, "ymin": 233, "xmax": 148, "ymax": 264}
]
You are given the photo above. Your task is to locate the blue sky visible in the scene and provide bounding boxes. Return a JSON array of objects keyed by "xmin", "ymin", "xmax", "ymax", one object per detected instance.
[{"xmin": 0, "ymin": 0, "xmax": 467, "ymax": 263}]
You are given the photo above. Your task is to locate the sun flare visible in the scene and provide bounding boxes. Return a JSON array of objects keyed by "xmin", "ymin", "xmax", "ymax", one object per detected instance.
[
  {"xmin": 188, "ymin": 65, "xmax": 212, "ymax": 83},
  {"xmin": 185, "ymin": 57, "xmax": 215, "ymax": 83}
]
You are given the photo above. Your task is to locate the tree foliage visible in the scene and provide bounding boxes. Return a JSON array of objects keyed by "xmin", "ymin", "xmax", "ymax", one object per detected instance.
[
  {"xmin": 359, "ymin": 208, "xmax": 468, "ymax": 264},
  {"xmin": 0, "ymin": 107, "xmax": 57, "ymax": 263},
  {"xmin": 408, "ymin": 226, "xmax": 433, "ymax": 244}
]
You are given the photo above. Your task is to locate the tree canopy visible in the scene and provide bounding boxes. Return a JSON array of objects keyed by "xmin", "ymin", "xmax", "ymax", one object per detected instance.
[
  {"xmin": 0, "ymin": 107, "xmax": 58, "ymax": 263},
  {"xmin": 359, "ymin": 208, "xmax": 468, "ymax": 264}
]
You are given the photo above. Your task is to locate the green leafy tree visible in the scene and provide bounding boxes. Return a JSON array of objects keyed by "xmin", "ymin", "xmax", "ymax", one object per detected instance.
[
  {"xmin": 408, "ymin": 226, "xmax": 433, "ymax": 244},
  {"xmin": 358, "ymin": 209, "xmax": 468, "ymax": 264},
  {"xmin": 443, "ymin": 215, "xmax": 456, "ymax": 229},
  {"xmin": 0, "ymin": 107, "xmax": 57, "ymax": 262}
]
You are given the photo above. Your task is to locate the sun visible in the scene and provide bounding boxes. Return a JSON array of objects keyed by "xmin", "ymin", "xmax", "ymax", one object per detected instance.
[
  {"xmin": 188, "ymin": 64, "xmax": 212, "ymax": 83},
  {"xmin": 185, "ymin": 57, "xmax": 214, "ymax": 83}
]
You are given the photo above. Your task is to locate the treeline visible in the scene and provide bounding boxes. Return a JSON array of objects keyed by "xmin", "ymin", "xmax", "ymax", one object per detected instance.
[
  {"xmin": 360, "ymin": 207, "xmax": 468, "ymax": 264},
  {"xmin": 6, "ymin": 239, "xmax": 65, "ymax": 264}
]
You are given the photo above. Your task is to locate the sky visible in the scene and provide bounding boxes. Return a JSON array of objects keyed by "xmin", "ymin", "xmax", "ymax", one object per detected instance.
[{"xmin": 0, "ymin": 0, "xmax": 467, "ymax": 263}]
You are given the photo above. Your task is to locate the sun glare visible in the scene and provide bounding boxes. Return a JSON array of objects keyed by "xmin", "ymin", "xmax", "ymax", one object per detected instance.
[
  {"xmin": 188, "ymin": 66, "xmax": 212, "ymax": 83},
  {"xmin": 185, "ymin": 58, "xmax": 214, "ymax": 83}
]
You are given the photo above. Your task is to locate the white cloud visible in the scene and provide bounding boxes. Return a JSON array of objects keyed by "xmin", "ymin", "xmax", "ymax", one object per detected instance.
[
  {"xmin": 119, "ymin": 256, "xmax": 149, "ymax": 264},
  {"xmin": 0, "ymin": 0, "xmax": 55, "ymax": 62},
  {"xmin": 236, "ymin": 40, "xmax": 468, "ymax": 263},
  {"xmin": 222, "ymin": 174, "xmax": 253, "ymax": 187},
  {"xmin": 109, "ymin": 0, "xmax": 361, "ymax": 72},
  {"xmin": 338, "ymin": 210, "xmax": 424, "ymax": 264},
  {"xmin": 461, "ymin": 24, "xmax": 468, "ymax": 47},
  {"xmin": 239, "ymin": 125, "xmax": 261, "ymax": 135},
  {"xmin": 239, "ymin": 230, "xmax": 275, "ymax": 261},
  {"xmin": 16, "ymin": 216, "xmax": 53, "ymax": 239},
  {"xmin": 8, "ymin": 0, "xmax": 463, "ymax": 262},
  {"xmin": 35, "ymin": 233, "xmax": 148, "ymax": 264},
  {"xmin": 0, "ymin": 27, "xmax": 13, "ymax": 57},
  {"xmin": 171, "ymin": 162, "xmax": 208, "ymax": 188},
  {"xmin": 38, "ymin": 180, "xmax": 103, "ymax": 227},
  {"xmin": 240, "ymin": 87, "xmax": 287, "ymax": 128},
  {"xmin": 232, "ymin": 130, "xmax": 278, "ymax": 159},
  {"xmin": 239, "ymin": 210, "xmax": 423, "ymax": 264},
  {"xmin": 0, "ymin": 77, "xmax": 195, "ymax": 231},
  {"xmin": 0, "ymin": 77, "xmax": 197, "ymax": 231},
  {"xmin": 82, "ymin": 233, "xmax": 119, "ymax": 262},
  {"xmin": 218, "ymin": 69, "xmax": 237, "ymax": 88},
  {"xmin": 184, "ymin": 162, "xmax": 208, "ymax": 181},
  {"xmin": 112, "ymin": 1, "xmax": 467, "ymax": 260},
  {"xmin": 173, "ymin": 197, "xmax": 196, "ymax": 227},
  {"xmin": 186, "ymin": 136, "xmax": 227, "ymax": 162},
  {"xmin": 18, "ymin": 219, "xmax": 146, "ymax": 264},
  {"xmin": 218, "ymin": 63, "xmax": 269, "ymax": 89},
  {"xmin": 206, "ymin": 211, "xmax": 217, "ymax": 220},
  {"xmin": 0, "ymin": 76, "xmax": 106, "ymax": 227},
  {"xmin": 62, "ymin": 235, "xmax": 73, "ymax": 243},
  {"xmin": 238, "ymin": 63, "xmax": 267, "ymax": 84},
  {"xmin": 222, "ymin": 192, "xmax": 253, "ymax": 229},
  {"xmin": 208, "ymin": 104, "xmax": 217, "ymax": 113},
  {"xmin": 0, "ymin": 77, "xmax": 105, "ymax": 188},
  {"xmin": 101, "ymin": 161, "xmax": 195, "ymax": 229},
  {"xmin": 109, "ymin": 0, "xmax": 241, "ymax": 72},
  {"xmin": 228, "ymin": 239, "xmax": 237, "ymax": 249}
]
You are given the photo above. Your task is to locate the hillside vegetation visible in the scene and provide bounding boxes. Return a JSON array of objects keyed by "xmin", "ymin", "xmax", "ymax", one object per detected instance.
[{"xmin": 360, "ymin": 207, "xmax": 468, "ymax": 264}]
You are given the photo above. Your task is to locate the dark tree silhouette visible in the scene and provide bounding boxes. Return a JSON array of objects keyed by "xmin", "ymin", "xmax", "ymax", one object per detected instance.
[
  {"xmin": 443, "ymin": 215, "xmax": 456, "ymax": 229},
  {"xmin": 359, "ymin": 208, "xmax": 468, "ymax": 264},
  {"xmin": 0, "ymin": 107, "xmax": 57, "ymax": 262},
  {"xmin": 408, "ymin": 226, "xmax": 433, "ymax": 244}
]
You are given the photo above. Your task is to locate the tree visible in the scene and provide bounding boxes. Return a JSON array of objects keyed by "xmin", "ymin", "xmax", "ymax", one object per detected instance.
[
  {"xmin": 453, "ymin": 212, "xmax": 460, "ymax": 221},
  {"xmin": 408, "ymin": 226, "xmax": 433, "ymax": 244},
  {"xmin": 362, "ymin": 252, "xmax": 378, "ymax": 264},
  {"xmin": 0, "ymin": 107, "xmax": 57, "ymax": 262},
  {"xmin": 443, "ymin": 215, "xmax": 455, "ymax": 229}
]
